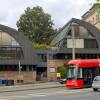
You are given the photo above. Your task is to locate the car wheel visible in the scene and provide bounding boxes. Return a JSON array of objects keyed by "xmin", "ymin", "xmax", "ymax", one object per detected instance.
[{"xmin": 93, "ymin": 88, "xmax": 98, "ymax": 91}]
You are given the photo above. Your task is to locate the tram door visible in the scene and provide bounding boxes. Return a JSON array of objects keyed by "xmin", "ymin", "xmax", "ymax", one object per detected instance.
[{"xmin": 83, "ymin": 68, "xmax": 99, "ymax": 87}]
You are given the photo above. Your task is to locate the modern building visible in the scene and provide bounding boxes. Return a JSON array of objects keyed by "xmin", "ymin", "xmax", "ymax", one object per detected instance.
[
  {"xmin": 82, "ymin": 3, "xmax": 100, "ymax": 29},
  {"xmin": 1, "ymin": 3, "xmax": 100, "ymax": 83},
  {"xmin": 47, "ymin": 3, "xmax": 100, "ymax": 81},
  {"xmin": 48, "ymin": 18, "xmax": 100, "ymax": 81},
  {"xmin": 36, "ymin": 48, "xmax": 58, "ymax": 81},
  {"xmin": 35, "ymin": 3, "xmax": 100, "ymax": 82},
  {"xmin": 0, "ymin": 24, "xmax": 37, "ymax": 85}
]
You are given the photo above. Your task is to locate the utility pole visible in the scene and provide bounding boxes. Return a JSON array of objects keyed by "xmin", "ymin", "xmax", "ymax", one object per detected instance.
[{"xmin": 71, "ymin": 23, "xmax": 75, "ymax": 60}]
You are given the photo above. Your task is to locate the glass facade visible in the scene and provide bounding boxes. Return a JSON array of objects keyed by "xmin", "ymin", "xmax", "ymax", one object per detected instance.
[
  {"xmin": 0, "ymin": 31, "xmax": 23, "ymax": 60},
  {"xmin": 0, "ymin": 31, "xmax": 19, "ymax": 46},
  {"xmin": 55, "ymin": 22, "xmax": 98, "ymax": 49}
]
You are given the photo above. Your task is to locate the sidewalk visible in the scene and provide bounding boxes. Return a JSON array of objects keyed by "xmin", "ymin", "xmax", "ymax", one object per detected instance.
[{"xmin": 0, "ymin": 82, "xmax": 65, "ymax": 93}]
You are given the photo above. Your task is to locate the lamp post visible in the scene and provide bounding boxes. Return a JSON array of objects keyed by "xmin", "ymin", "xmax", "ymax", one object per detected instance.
[
  {"xmin": 18, "ymin": 60, "xmax": 22, "ymax": 83},
  {"xmin": 71, "ymin": 23, "xmax": 75, "ymax": 60},
  {"xmin": 18, "ymin": 61, "xmax": 21, "ymax": 77}
]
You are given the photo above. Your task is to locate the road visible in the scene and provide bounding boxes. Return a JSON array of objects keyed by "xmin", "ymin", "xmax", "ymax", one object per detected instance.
[{"xmin": 0, "ymin": 87, "xmax": 99, "ymax": 100}]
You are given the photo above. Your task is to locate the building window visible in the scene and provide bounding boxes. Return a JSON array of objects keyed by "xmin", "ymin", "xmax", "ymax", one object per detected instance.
[
  {"xmin": 61, "ymin": 38, "xmax": 67, "ymax": 47},
  {"xmin": 96, "ymin": 14, "xmax": 99, "ymax": 22},
  {"xmin": 99, "ymin": 14, "xmax": 100, "ymax": 20},
  {"xmin": 11, "ymin": 38, "xmax": 19, "ymax": 46},
  {"xmin": 38, "ymin": 54, "xmax": 47, "ymax": 62},
  {"xmin": 0, "ymin": 31, "xmax": 2, "ymax": 40},
  {"xmin": 84, "ymin": 39, "xmax": 98, "ymax": 48},
  {"xmin": 93, "ymin": 17, "xmax": 95, "ymax": 24}
]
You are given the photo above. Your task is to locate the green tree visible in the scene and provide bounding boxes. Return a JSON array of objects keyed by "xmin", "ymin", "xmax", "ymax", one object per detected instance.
[
  {"xmin": 57, "ymin": 64, "xmax": 67, "ymax": 78},
  {"xmin": 17, "ymin": 6, "xmax": 56, "ymax": 44}
]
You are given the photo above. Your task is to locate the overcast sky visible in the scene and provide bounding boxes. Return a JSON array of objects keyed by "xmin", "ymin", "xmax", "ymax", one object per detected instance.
[{"xmin": 0, "ymin": 0, "xmax": 96, "ymax": 29}]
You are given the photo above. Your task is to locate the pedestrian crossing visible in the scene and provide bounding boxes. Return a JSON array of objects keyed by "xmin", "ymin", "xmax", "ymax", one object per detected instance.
[{"xmin": 0, "ymin": 88, "xmax": 92, "ymax": 100}]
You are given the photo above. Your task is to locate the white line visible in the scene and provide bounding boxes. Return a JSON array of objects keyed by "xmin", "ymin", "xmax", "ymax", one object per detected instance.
[
  {"xmin": 0, "ymin": 94, "xmax": 47, "ymax": 99},
  {"xmin": 0, "ymin": 89, "xmax": 92, "ymax": 99},
  {"xmin": 28, "ymin": 93, "xmax": 47, "ymax": 97}
]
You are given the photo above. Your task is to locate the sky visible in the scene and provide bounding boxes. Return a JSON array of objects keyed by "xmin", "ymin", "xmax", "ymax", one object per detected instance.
[{"xmin": 0, "ymin": 0, "xmax": 96, "ymax": 29}]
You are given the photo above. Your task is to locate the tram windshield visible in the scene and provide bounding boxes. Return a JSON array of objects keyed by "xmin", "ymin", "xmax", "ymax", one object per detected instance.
[
  {"xmin": 67, "ymin": 68, "xmax": 75, "ymax": 78},
  {"xmin": 67, "ymin": 65, "xmax": 82, "ymax": 79},
  {"xmin": 67, "ymin": 65, "xmax": 76, "ymax": 79}
]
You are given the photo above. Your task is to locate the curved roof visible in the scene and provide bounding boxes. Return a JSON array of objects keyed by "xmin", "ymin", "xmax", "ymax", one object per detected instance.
[
  {"xmin": 51, "ymin": 18, "xmax": 100, "ymax": 49},
  {"xmin": 67, "ymin": 59, "xmax": 100, "ymax": 68},
  {"xmin": 0, "ymin": 24, "xmax": 37, "ymax": 65}
]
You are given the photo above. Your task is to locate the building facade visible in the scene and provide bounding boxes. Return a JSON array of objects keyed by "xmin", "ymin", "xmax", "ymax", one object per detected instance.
[
  {"xmin": 35, "ymin": 3, "xmax": 100, "ymax": 82},
  {"xmin": 82, "ymin": 3, "xmax": 100, "ymax": 30},
  {"xmin": 1, "ymin": 3, "xmax": 100, "ymax": 83},
  {"xmin": 0, "ymin": 24, "xmax": 37, "ymax": 85},
  {"xmin": 48, "ymin": 18, "xmax": 100, "ymax": 81},
  {"xmin": 47, "ymin": 3, "xmax": 100, "ymax": 81}
]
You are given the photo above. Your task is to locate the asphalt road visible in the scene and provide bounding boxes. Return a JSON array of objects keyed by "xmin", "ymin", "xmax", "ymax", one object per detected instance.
[{"xmin": 0, "ymin": 87, "xmax": 100, "ymax": 100}]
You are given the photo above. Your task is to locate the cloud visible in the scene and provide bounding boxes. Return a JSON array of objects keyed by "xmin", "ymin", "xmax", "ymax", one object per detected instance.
[{"xmin": 0, "ymin": 0, "xmax": 94, "ymax": 29}]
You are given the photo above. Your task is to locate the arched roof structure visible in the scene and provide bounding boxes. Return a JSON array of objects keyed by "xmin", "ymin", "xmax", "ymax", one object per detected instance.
[
  {"xmin": 0, "ymin": 24, "xmax": 37, "ymax": 65},
  {"xmin": 51, "ymin": 18, "xmax": 100, "ymax": 49}
]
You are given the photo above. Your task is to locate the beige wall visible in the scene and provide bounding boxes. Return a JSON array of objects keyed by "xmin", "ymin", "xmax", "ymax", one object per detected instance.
[
  {"xmin": 83, "ymin": 9, "xmax": 100, "ymax": 30},
  {"xmin": 67, "ymin": 39, "xmax": 84, "ymax": 48},
  {"xmin": 47, "ymin": 59, "xmax": 67, "ymax": 81},
  {"xmin": 0, "ymin": 32, "xmax": 12, "ymax": 45},
  {"xmin": 94, "ymin": 22, "xmax": 100, "ymax": 29}
]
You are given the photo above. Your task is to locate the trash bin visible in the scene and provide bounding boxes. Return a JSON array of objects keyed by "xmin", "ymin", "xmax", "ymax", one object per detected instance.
[
  {"xmin": 0, "ymin": 80, "xmax": 3, "ymax": 86},
  {"xmin": 3, "ymin": 80, "xmax": 14, "ymax": 86},
  {"xmin": 4, "ymin": 80, "xmax": 8, "ymax": 86}
]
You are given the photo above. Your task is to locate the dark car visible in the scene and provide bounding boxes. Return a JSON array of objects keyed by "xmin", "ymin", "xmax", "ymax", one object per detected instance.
[{"xmin": 58, "ymin": 78, "xmax": 67, "ymax": 84}]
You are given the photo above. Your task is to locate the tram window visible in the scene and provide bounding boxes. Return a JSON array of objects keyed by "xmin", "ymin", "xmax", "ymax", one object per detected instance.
[
  {"xmin": 77, "ymin": 68, "xmax": 82, "ymax": 78},
  {"xmin": 67, "ymin": 68, "xmax": 75, "ymax": 78}
]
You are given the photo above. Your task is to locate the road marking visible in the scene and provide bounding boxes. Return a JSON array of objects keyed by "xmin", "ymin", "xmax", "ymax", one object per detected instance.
[
  {"xmin": 0, "ymin": 88, "xmax": 92, "ymax": 99},
  {"xmin": 0, "ymin": 99, "xmax": 8, "ymax": 100},
  {"xmin": 28, "ymin": 93, "xmax": 47, "ymax": 96},
  {"xmin": 0, "ymin": 94, "xmax": 47, "ymax": 99}
]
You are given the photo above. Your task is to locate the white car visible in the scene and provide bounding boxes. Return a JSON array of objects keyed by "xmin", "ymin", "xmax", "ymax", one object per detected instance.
[{"xmin": 92, "ymin": 76, "xmax": 100, "ymax": 91}]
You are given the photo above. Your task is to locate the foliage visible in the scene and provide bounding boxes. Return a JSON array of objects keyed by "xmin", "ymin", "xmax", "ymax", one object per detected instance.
[
  {"xmin": 57, "ymin": 64, "xmax": 67, "ymax": 78},
  {"xmin": 34, "ymin": 43, "xmax": 52, "ymax": 49},
  {"xmin": 92, "ymin": 3, "xmax": 100, "ymax": 9},
  {"xmin": 17, "ymin": 6, "xmax": 57, "ymax": 44}
]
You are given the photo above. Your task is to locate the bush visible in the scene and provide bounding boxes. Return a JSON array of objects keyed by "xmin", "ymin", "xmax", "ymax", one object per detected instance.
[
  {"xmin": 34, "ymin": 43, "xmax": 53, "ymax": 49},
  {"xmin": 57, "ymin": 64, "xmax": 67, "ymax": 78}
]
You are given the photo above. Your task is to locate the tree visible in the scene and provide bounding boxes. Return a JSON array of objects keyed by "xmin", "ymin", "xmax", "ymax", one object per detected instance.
[
  {"xmin": 17, "ymin": 6, "xmax": 56, "ymax": 44},
  {"xmin": 57, "ymin": 64, "xmax": 67, "ymax": 78}
]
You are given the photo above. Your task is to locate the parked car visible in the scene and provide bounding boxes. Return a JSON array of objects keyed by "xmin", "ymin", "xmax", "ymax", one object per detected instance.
[
  {"xmin": 92, "ymin": 76, "xmax": 100, "ymax": 91},
  {"xmin": 58, "ymin": 78, "xmax": 67, "ymax": 84}
]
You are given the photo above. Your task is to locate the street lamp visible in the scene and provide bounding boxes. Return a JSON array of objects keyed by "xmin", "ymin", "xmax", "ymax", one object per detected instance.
[
  {"xmin": 18, "ymin": 61, "xmax": 22, "ymax": 83},
  {"xmin": 71, "ymin": 23, "xmax": 75, "ymax": 60},
  {"xmin": 18, "ymin": 61, "xmax": 21, "ymax": 76}
]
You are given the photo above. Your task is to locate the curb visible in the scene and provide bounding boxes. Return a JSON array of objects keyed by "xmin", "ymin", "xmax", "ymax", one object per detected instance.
[{"xmin": 0, "ymin": 85, "xmax": 64, "ymax": 93}]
